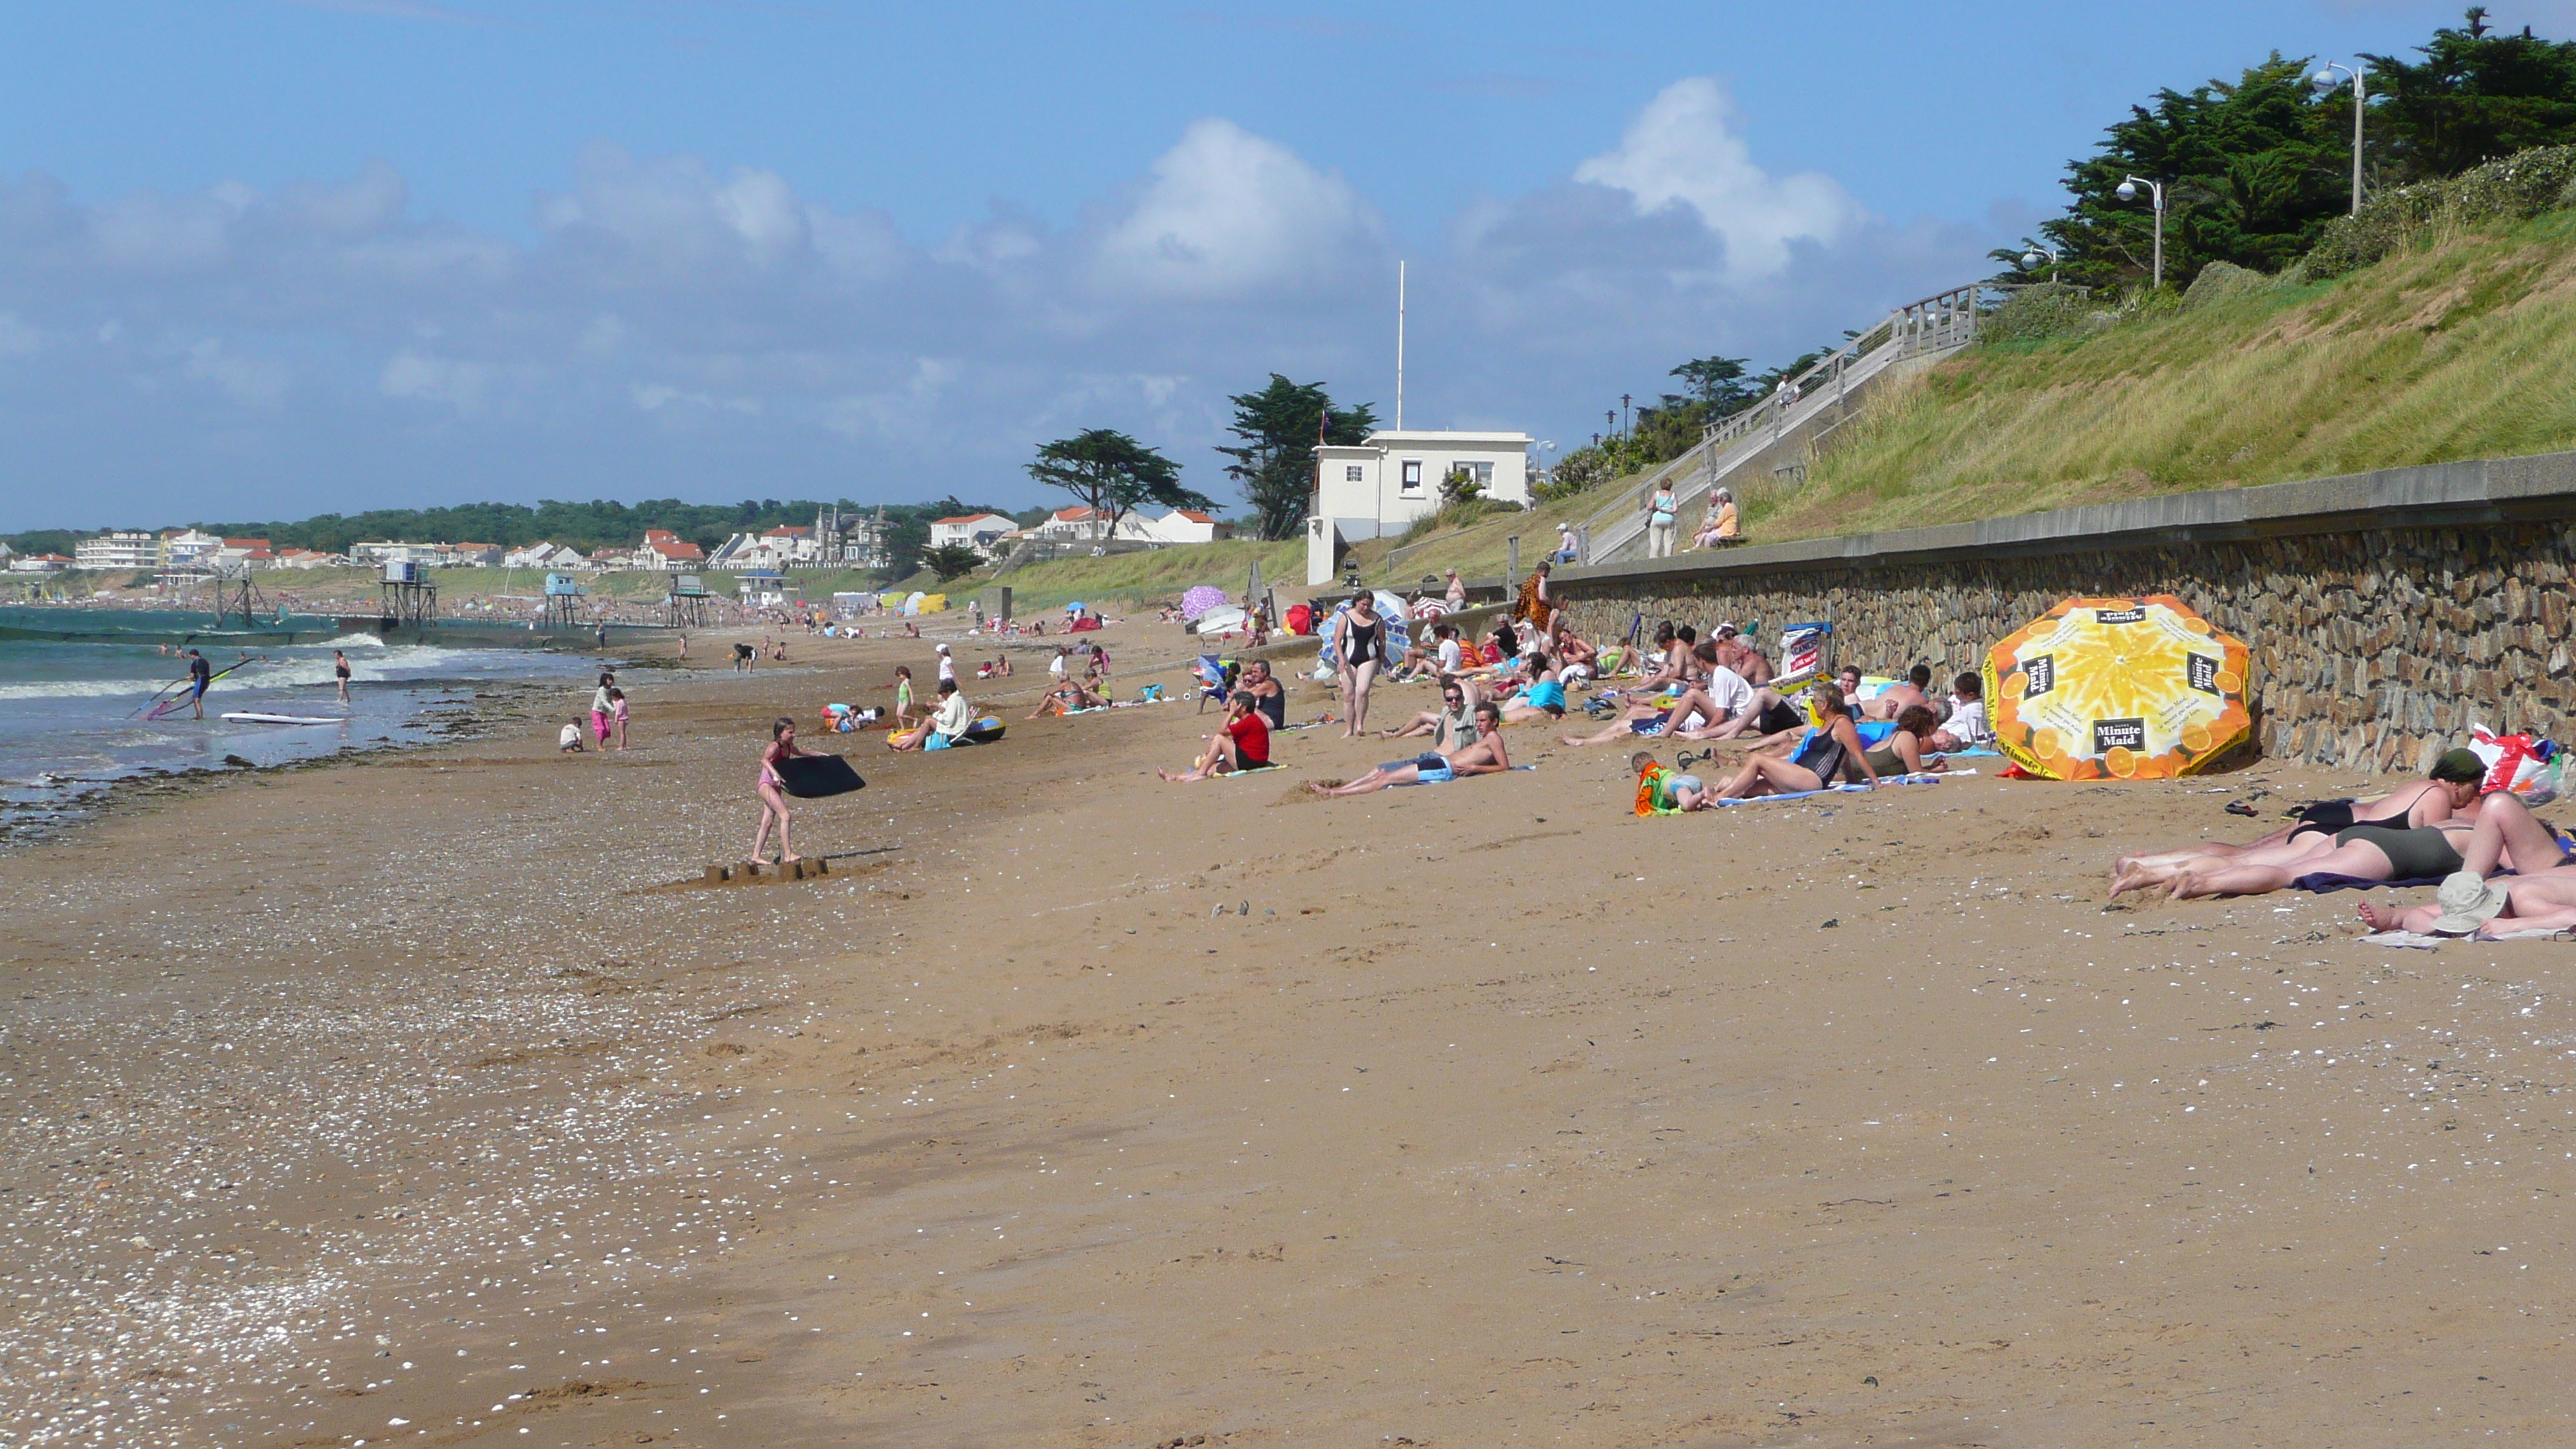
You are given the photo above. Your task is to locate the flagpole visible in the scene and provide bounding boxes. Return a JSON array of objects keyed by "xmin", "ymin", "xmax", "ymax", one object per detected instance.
[{"xmin": 1395, "ymin": 260, "xmax": 1405, "ymax": 432}]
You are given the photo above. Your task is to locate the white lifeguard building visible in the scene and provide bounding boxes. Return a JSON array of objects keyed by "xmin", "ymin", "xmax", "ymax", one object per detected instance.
[{"xmin": 1305, "ymin": 428, "xmax": 1533, "ymax": 584}]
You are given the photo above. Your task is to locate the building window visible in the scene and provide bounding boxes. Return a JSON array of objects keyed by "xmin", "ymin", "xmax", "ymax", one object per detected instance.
[
  {"xmin": 1452, "ymin": 461, "xmax": 1494, "ymax": 492},
  {"xmin": 1400, "ymin": 460, "xmax": 1423, "ymax": 493},
  {"xmin": 1345, "ymin": 464, "xmax": 1364, "ymax": 482}
]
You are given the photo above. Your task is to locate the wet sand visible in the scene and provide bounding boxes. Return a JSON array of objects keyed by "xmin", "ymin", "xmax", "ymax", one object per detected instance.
[{"xmin": 4, "ymin": 620, "xmax": 2573, "ymax": 1448}]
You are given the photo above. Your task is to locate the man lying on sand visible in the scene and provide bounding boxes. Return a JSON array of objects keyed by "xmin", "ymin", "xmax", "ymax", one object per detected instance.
[
  {"xmin": 1310, "ymin": 702, "xmax": 1509, "ymax": 797},
  {"xmin": 2109, "ymin": 749, "xmax": 2486, "ymax": 896}
]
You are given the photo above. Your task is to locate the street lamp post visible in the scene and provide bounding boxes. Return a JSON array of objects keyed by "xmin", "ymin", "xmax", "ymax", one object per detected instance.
[
  {"xmin": 2311, "ymin": 61, "xmax": 2368, "ymax": 216},
  {"xmin": 2115, "ymin": 176, "xmax": 2167, "ymax": 290},
  {"xmin": 2020, "ymin": 243, "xmax": 2063, "ymax": 283}
]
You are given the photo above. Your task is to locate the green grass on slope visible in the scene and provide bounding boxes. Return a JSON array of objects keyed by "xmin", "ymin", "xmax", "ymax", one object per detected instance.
[
  {"xmin": 969, "ymin": 540, "xmax": 1306, "ymax": 612},
  {"xmin": 1763, "ymin": 211, "xmax": 2576, "ymax": 543}
]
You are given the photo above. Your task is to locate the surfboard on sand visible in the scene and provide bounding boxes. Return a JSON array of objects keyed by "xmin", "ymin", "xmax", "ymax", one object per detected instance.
[
  {"xmin": 776, "ymin": 753, "xmax": 866, "ymax": 798},
  {"xmin": 220, "ymin": 711, "xmax": 342, "ymax": 725}
]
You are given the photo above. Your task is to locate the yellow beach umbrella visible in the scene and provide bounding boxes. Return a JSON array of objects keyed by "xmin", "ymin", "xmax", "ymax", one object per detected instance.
[{"xmin": 1983, "ymin": 594, "xmax": 2251, "ymax": 780}]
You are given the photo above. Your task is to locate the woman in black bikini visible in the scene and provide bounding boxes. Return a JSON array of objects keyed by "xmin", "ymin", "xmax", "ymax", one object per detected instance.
[
  {"xmin": 2109, "ymin": 749, "xmax": 2487, "ymax": 896},
  {"xmin": 1334, "ymin": 591, "xmax": 1386, "ymax": 738},
  {"xmin": 2167, "ymin": 781, "xmax": 2571, "ymax": 901}
]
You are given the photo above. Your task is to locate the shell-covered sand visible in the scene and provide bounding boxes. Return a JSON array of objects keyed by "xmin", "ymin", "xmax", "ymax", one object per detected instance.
[{"xmin": 2, "ymin": 618, "xmax": 2568, "ymax": 1448}]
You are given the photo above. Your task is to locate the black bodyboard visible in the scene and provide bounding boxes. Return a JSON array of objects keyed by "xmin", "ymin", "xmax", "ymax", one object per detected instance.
[{"xmin": 777, "ymin": 754, "xmax": 865, "ymax": 798}]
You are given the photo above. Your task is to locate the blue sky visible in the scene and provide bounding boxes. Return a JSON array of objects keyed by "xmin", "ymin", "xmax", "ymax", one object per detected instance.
[{"xmin": 0, "ymin": 0, "xmax": 2529, "ymax": 529}]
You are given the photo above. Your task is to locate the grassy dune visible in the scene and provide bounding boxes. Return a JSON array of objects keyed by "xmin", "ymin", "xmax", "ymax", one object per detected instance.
[{"xmin": 1754, "ymin": 211, "xmax": 2576, "ymax": 542}]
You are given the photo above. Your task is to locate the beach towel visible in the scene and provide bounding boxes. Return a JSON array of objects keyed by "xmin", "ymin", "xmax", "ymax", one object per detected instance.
[{"xmin": 1706, "ymin": 773, "xmax": 1951, "ymax": 807}]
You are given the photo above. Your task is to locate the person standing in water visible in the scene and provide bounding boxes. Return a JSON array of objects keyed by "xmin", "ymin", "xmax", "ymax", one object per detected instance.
[
  {"xmin": 752, "ymin": 717, "xmax": 810, "ymax": 865},
  {"xmin": 185, "ymin": 648, "xmax": 212, "ymax": 720},
  {"xmin": 333, "ymin": 649, "xmax": 351, "ymax": 706}
]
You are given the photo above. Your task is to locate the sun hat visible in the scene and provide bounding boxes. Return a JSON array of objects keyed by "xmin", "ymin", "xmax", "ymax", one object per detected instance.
[
  {"xmin": 2427, "ymin": 870, "xmax": 2510, "ymax": 936},
  {"xmin": 935, "ymin": 642, "xmax": 951, "ymax": 654},
  {"xmin": 1713, "ymin": 622, "xmax": 1738, "ymax": 637}
]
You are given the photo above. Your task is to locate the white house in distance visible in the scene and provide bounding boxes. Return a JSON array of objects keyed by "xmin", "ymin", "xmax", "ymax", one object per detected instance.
[
  {"xmin": 1306, "ymin": 427, "xmax": 1534, "ymax": 584},
  {"xmin": 1032, "ymin": 506, "xmax": 1238, "ymax": 546},
  {"xmin": 929, "ymin": 512, "xmax": 1017, "ymax": 557}
]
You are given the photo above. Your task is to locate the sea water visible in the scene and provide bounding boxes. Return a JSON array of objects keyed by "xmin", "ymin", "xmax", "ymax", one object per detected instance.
[{"xmin": 0, "ymin": 606, "xmax": 611, "ymax": 833}]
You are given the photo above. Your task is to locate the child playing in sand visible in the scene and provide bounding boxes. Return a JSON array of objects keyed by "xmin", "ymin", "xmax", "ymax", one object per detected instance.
[
  {"xmin": 753, "ymin": 717, "xmax": 810, "ymax": 863},
  {"xmin": 558, "ymin": 718, "xmax": 586, "ymax": 752}
]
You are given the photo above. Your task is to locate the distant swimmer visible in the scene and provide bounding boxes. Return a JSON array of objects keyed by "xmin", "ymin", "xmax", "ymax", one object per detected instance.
[{"xmin": 333, "ymin": 649, "xmax": 351, "ymax": 705}]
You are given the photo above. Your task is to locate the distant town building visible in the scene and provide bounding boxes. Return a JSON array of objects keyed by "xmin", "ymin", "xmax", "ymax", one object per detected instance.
[
  {"xmin": 930, "ymin": 512, "xmax": 1018, "ymax": 557},
  {"xmin": 74, "ymin": 531, "xmax": 163, "ymax": 571},
  {"xmin": 449, "ymin": 542, "xmax": 502, "ymax": 567},
  {"xmin": 813, "ymin": 506, "xmax": 889, "ymax": 569},
  {"xmin": 10, "ymin": 553, "xmax": 70, "ymax": 574},
  {"xmin": 1140, "ymin": 509, "xmax": 1235, "ymax": 544},
  {"xmin": 273, "ymin": 548, "xmax": 343, "ymax": 570},
  {"xmin": 502, "ymin": 542, "xmax": 591, "ymax": 570},
  {"xmin": 629, "ymin": 529, "xmax": 707, "ymax": 570}
]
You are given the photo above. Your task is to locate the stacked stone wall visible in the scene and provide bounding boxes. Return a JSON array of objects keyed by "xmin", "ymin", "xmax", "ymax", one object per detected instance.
[{"xmin": 1554, "ymin": 521, "xmax": 2576, "ymax": 776}]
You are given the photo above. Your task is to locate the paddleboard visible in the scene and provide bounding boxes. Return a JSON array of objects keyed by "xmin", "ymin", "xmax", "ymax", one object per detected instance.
[
  {"xmin": 220, "ymin": 711, "xmax": 343, "ymax": 725},
  {"xmin": 776, "ymin": 753, "xmax": 866, "ymax": 799}
]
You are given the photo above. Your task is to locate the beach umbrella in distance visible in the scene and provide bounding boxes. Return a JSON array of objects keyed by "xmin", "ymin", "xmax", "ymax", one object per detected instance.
[
  {"xmin": 1180, "ymin": 585, "xmax": 1227, "ymax": 620},
  {"xmin": 1983, "ymin": 594, "xmax": 2251, "ymax": 780}
]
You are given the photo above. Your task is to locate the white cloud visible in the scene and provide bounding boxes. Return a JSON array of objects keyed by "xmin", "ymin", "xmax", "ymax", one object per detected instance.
[
  {"xmin": 182, "ymin": 339, "xmax": 293, "ymax": 407},
  {"xmin": 1574, "ymin": 77, "xmax": 1863, "ymax": 283},
  {"xmin": 1089, "ymin": 118, "xmax": 1384, "ymax": 302},
  {"xmin": 379, "ymin": 351, "xmax": 492, "ymax": 411},
  {"xmin": 0, "ymin": 88, "xmax": 1999, "ymax": 528}
]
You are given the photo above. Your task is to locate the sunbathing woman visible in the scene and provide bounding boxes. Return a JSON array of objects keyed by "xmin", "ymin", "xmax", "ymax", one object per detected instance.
[
  {"xmin": 1499, "ymin": 653, "xmax": 1570, "ymax": 724},
  {"xmin": 2109, "ymin": 749, "xmax": 2486, "ymax": 893},
  {"xmin": 1859, "ymin": 705, "xmax": 1947, "ymax": 777},
  {"xmin": 2165, "ymin": 788, "xmax": 2567, "ymax": 900},
  {"xmin": 1704, "ymin": 682, "xmax": 1879, "ymax": 800}
]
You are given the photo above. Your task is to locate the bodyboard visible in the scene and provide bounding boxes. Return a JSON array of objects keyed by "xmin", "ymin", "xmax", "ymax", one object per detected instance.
[
  {"xmin": 962, "ymin": 718, "xmax": 1008, "ymax": 744},
  {"xmin": 777, "ymin": 754, "xmax": 866, "ymax": 798}
]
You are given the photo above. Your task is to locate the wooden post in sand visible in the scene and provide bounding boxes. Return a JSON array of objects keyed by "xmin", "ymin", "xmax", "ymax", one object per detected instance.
[{"xmin": 1506, "ymin": 536, "xmax": 1520, "ymax": 605}]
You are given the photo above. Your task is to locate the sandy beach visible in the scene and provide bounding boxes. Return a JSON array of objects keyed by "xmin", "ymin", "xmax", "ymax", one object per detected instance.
[{"xmin": 5, "ymin": 618, "xmax": 2572, "ymax": 1449}]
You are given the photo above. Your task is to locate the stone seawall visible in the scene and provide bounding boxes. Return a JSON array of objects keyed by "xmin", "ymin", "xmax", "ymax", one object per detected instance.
[{"xmin": 1547, "ymin": 454, "xmax": 2576, "ymax": 777}]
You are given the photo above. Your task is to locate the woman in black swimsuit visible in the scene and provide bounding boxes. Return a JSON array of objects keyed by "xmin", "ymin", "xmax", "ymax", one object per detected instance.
[
  {"xmin": 1706, "ymin": 683, "xmax": 1879, "ymax": 801},
  {"xmin": 1334, "ymin": 591, "xmax": 1387, "ymax": 738},
  {"xmin": 2109, "ymin": 749, "xmax": 2487, "ymax": 896}
]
